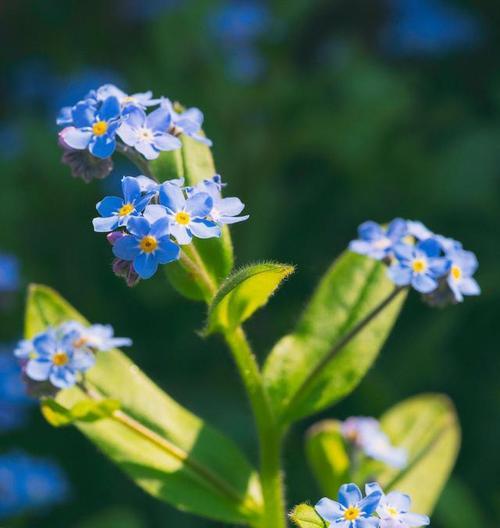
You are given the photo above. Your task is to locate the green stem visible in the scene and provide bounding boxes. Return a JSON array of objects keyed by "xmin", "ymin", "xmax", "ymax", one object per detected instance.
[
  {"xmin": 179, "ymin": 248, "xmax": 217, "ymax": 300},
  {"xmin": 224, "ymin": 328, "xmax": 287, "ymax": 528},
  {"xmin": 284, "ymin": 286, "xmax": 406, "ymax": 420},
  {"xmin": 116, "ymin": 141, "xmax": 155, "ymax": 179}
]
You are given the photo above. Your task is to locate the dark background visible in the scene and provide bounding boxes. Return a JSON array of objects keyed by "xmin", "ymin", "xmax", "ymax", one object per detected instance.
[{"xmin": 0, "ymin": 0, "xmax": 499, "ymax": 526}]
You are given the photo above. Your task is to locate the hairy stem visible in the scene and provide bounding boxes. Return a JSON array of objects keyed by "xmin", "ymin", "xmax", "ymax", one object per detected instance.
[
  {"xmin": 179, "ymin": 247, "xmax": 217, "ymax": 300},
  {"xmin": 284, "ymin": 286, "xmax": 406, "ymax": 419},
  {"xmin": 115, "ymin": 141, "xmax": 155, "ymax": 179}
]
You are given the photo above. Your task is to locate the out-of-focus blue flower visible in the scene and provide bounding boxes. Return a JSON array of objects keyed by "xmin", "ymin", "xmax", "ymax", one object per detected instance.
[
  {"xmin": 62, "ymin": 96, "xmax": 121, "ymax": 159},
  {"xmin": 0, "ymin": 121, "xmax": 25, "ymax": 160},
  {"xmin": 349, "ymin": 219, "xmax": 407, "ymax": 261},
  {"xmin": 59, "ymin": 321, "xmax": 132, "ymax": 351},
  {"xmin": 0, "ymin": 451, "xmax": 69, "ymax": 520},
  {"xmin": 93, "ymin": 176, "xmax": 152, "ymax": 232},
  {"xmin": 406, "ymin": 220, "xmax": 433, "ymax": 241},
  {"xmin": 341, "ymin": 417, "xmax": 407, "ymax": 469},
  {"xmin": 365, "ymin": 483, "xmax": 430, "ymax": 527},
  {"xmin": 446, "ymin": 249, "xmax": 480, "ymax": 302},
  {"xmin": 388, "ymin": 238, "xmax": 448, "ymax": 293},
  {"xmin": 161, "ymin": 99, "xmax": 212, "ymax": 146},
  {"xmin": 159, "ymin": 182, "xmax": 220, "ymax": 244},
  {"xmin": 97, "ymin": 84, "xmax": 161, "ymax": 110},
  {"xmin": 112, "ymin": 213, "xmax": 180, "ymax": 279},
  {"xmin": 382, "ymin": 0, "xmax": 480, "ymax": 57},
  {"xmin": 0, "ymin": 254, "xmax": 20, "ymax": 293},
  {"xmin": 226, "ymin": 44, "xmax": 266, "ymax": 83},
  {"xmin": 187, "ymin": 175, "xmax": 249, "ymax": 225},
  {"xmin": 0, "ymin": 349, "xmax": 33, "ymax": 432},
  {"xmin": 117, "ymin": 106, "xmax": 181, "ymax": 159},
  {"xmin": 24, "ymin": 329, "xmax": 95, "ymax": 389},
  {"xmin": 315, "ymin": 482, "xmax": 382, "ymax": 527}
]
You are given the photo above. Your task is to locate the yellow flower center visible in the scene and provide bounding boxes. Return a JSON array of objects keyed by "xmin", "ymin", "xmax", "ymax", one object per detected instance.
[
  {"xmin": 122, "ymin": 96, "xmax": 136, "ymax": 104},
  {"xmin": 344, "ymin": 506, "xmax": 360, "ymax": 521},
  {"xmin": 412, "ymin": 258, "xmax": 427, "ymax": 273},
  {"xmin": 139, "ymin": 235, "xmax": 158, "ymax": 253},
  {"xmin": 92, "ymin": 120, "xmax": 108, "ymax": 136},
  {"xmin": 175, "ymin": 211, "xmax": 191, "ymax": 225},
  {"xmin": 52, "ymin": 351, "xmax": 69, "ymax": 366},
  {"xmin": 118, "ymin": 203, "xmax": 134, "ymax": 217},
  {"xmin": 387, "ymin": 507, "xmax": 399, "ymax": 518},
  {"xmin": 451, "ymin": 264, "xmax": 462, "ymax": 281}
]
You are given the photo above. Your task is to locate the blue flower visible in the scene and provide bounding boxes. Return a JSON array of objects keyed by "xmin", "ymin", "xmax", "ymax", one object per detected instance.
[
  {"xmin": 186, "ymin": 175, "xmax": 249, "ymax": 225},
  {"xmin": 112, "ymin": 213, "xmax": 180, "ymax": 279},
  {"xmin": 341, "ymin": 417, "xmax": 407, "ymax": 469},
  {"xmin": 59, "ymin": 321, "xmax": 132, "ymax": 351},
  {"xmin": 162, "ymin": 98, "xmax": 213, "ymax": 146},
  {"xmin": 97, "ymin": 84, "xmax": 161, "ymax": 110},
  {"xmin": 406, "ymin": 220, "xmax": 433, "ymax": 241},
  {"xmin": 23, "ymin": 329, "xmax": 95, "ymax": 389},
  {"xmin": 0, "ymin": 254, "xmax": 19, "ymax": 293},
  {"xmin": 315, "ymin": 483, "xmax": 382, "ymax": 527},
  {"xmin": 159, "ymin": 182, "xmax": 221, "ymax": 244},
  {"xmin": 349, "ymin": 219, "xmax": 407, "ymax": 260},
  {"xmin": 446, "ymin": 249, "xmax": 480, "ymax": 302},
  {"xmin": 93, "ymin": 176, "xmax": 152, "ymax": 232},
  {"xmin": 388, "ymin": 238, "xmax": 448, "ymax": 293},
  {"xmin": 0, "ymin": 451, "xmax": 69, "ymax": 520},
  {"xmin": 62, "ymin": 96, "xmax": 121, "ymax": 158},
  {"xmin": 117, "ymin": 106, "xmax": 181, "ymax": 160},
  {"xmin": 365, "ymin": 483, "xmax": 429, "ymax": 528}
]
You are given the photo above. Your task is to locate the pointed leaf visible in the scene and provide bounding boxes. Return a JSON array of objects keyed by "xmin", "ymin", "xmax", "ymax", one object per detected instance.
[
  {"xmin": 25, "ymin": 284, "xmax": 263, "ymax": 525},
  {"xmin": 206, "ymin": 262, "xmax": 295, "ymax": 335},
  {"xmin": 263, "ymin": 252, "xmax": 406, "ymax": 424},
  {"xmin": 289, "ymin": 504, "xmax": 326, "ymax": 528}
]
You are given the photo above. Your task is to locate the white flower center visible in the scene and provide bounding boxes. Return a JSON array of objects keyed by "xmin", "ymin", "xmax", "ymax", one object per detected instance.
[{"xmin": 137, "ymin": 127, "xmax": 154, "ymax": 142}]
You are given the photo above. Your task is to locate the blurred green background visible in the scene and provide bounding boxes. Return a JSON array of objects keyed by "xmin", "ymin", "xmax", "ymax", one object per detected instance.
[{"xmin": 0, "ymin": 0, "xmax": 499, "ymax": 526}]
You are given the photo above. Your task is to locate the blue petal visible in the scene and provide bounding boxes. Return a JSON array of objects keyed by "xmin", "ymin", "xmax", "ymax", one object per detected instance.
[
  {"xmin": 135, "ymin": 140, "xmax": 159, "ymax": 160},
  {"xmin": 89, "ymin": 136, "xmax": 116, "ymax": 158},
  {"xmin": 71, "ymin": 350, "xmax": 96, "ymax": 371},
  {"xmin": 116, "ymin": 122, "xmax": 137, "ymax": 146},
  {"xmin": 219, "ymin": 214, "xmax": 249, "ymax": 225},
  {"xmin": 57, "ymin": 106, "xmax": 73, "ymax": 126},
  {"xmin": 72, "ymin": 101, "xmax": 95, "ymax": 128},
  {"xmin": 50, "ymin": 366, "xmax": 77, "ymax": 389},
  {"xmin": 153, "ymin": 133, "xmax": 182, "ymax": 151},
  {"xmin": 418, "ymin": 238, "xmax": 441, "ymax": 258},
  {"xmin": 62, "ymin": 127, "xmax": 92, "ymax": 150},
  {"xmin": 315, "ymin": 498, "xmax": 344, "ymax": 522},
  {"xmin": 399, "ymin": 512, "xmax": 430, "ymax": 526},
  {"xmin": 358, "ymin": 221, "xmax": 383, "ymax": 241},
  {"xmin": 33, "ymin": 332, "xmax": 56, "ymax": 357},
  {"xmin": 217, "ymin": 197, "xmax": 245, "ymax": 216},
  {"xmin": 124, "ymin": 106, "xmax": 146, "ymax": 127},
  {"xmin": 186, "ymin": 192, "xmax": 213, "ymax": 218},
  {"xmin": 459, "ymin": 277, "xmax": 480, "ymax": 296},
  {"xmin": 150, "ymin": 217, "xmax": 170, "ymax": 238},
  {"xmin": 93, "ymin": 216, "xmax": 120, "ymax": 233},
  {"xmin": 358, "ymin": 490, "xmax": 381, "ymax": 515},
  {"xmin": 97, "ymin": 196, "xmax": 122, "ymax": 217},
  {"xmin": 113, "ymin": 235, "xmax": 140, "ymax": 261},
  {"xmin": 189, "ymin": 219, "xmax": 221, "ymax": 239},
  {"xmin": 121, "ymin": 176, "xmax": 141, "ymax": 203},
  {"xmin": 412, "ymin": 273, "xmax": 437, "ymax": 293},
  {"xmin": 127, "ymin": 216, "xmax": 151, "ymax": 238},
  {"xmin": 170, "ymin": 223, "xmax": 192, "ymax": 245},
  {"xmin": 338, "ymin": 483, "xmax": 362, "ymax": 508},
  {"xmin": 429, "ymin": 257, "xmax": 450, "ymax": 278},
  {"xmin": 385, "ymin": 492, "xmax": 410, "ymax": 513},
  {"xmin": 394, "ymin": 243, "xmax": 414, "ymax": 262},
  {"xmin": 356, "ymin": 519, "xmax": 379, "ymax": 528},
  {"xmin": 143, "ymin": 204, "xmax": 168, "ymax": 223},
  {"xmin": 159, "ymin": 182, "xmax": 186, "ymax": 212},
  {"xmin": 387, "ymin": 218, "xmax": 407, "ymax": 241},
  {"xmin": 388, "ymin": 265, "xmax": 412, "ymax": 286},
  {"xmin": 365, "ymin": 483, "xmax": 383, "ymax": 496},
  {"xmin": 26, "ymin": 358, "xmax": 51, "ymax": 381},
  {"xmin": 146, "ymin": 107, "xmax": 171, "ymax": 131},
  {"xmin": 134, "ymin": 252, "xmax": 159, "ymax": 279},
  {"xmin": 99, "ymin": 96, "xmax": 121, "ymax": 121},
  {"xmin": 156, "ymin": 238, "xmax": 180, "ymax": 264}
]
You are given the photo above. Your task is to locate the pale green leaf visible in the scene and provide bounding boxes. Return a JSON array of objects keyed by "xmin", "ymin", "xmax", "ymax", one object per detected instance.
[
  {"xmin": 205, "ymin": 262, "xmax": 295, "ymax": 334},
  {"xmin": 26, "ymin": 284, "xmax": 263, "ymax": 525},
  {"xmin": 41, "ymin": 398, "xmax": 120, "ymax": 427},
  {"xmin": 289, "ymin": 504, "xmax": 326, "ymax": 528},
  {"xmin": 263, "ymin": 252, "xmax": 406, "ymax": 424}
]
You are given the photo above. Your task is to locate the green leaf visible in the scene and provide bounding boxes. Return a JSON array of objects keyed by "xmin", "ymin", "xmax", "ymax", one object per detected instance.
[
  {"xmin": 41, "ymin": 398, "xmax": 120, "ymax": 427},
  {"xmin": 263, "ymin": 252, "xmax": 406, "ymax": 424},
  {"xmin": 205, "ymin": 262, "xmax": 295, "ymax": 335},
  {"xmin": 376, "ymin": 393, "xmax": 460, "ymax": 515},
  {"xmin": 151, "ymin": 135, "xmax": 233, "ymax": 301},
  {"xmin": 26, "ymin": 284, "xmax": 263, "ymax": 525},
  {"xmin": 305, "ymin": 420, "xmax": 349, "ymax": 498},
  {"xmin": 41, "ymin": 399, "xmax": 74, "ymax": 427},
  {"xmin": 289, "ymin": 504, "xmax": 326, "ymax": 528}
]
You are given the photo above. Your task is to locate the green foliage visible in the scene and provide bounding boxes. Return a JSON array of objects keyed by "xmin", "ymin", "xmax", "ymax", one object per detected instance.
[
  {"xmin": 263, "ymin": 252, "xmax": 407, "ymax": 424},
  {"xmin": 289, "ymin": 504, "xmax": 326, "ymax": 528},
  {"xmin": 205, "ymin": 262, "xmax": 294, "ymax": 335},
  {"xmin": 25, "ymin": 284, "xmax": 263, "ymax": 525},
  {"xmin": 151, "ymin": 135, "xmax": 233, "ymax": 302},
  {"xmin": 41, "ymin": 398, "xmax": 120, "ymax": 427}
]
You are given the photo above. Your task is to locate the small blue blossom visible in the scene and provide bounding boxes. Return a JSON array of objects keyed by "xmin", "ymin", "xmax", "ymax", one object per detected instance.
[
  {"xmin": 113, "ymin": 212, "xmax": 180, "ymax": 279},
  {"xmin": 23, "ymin": 329, "xmax": 95, "ymax": 389},
  {"xmin": 186, "ymin": 175, "xmax": 249, "ymax": 225},
  {"xmin": 315, "ymin": 483, "xmax": 382, "ymax": 527},
  {"xmin": 446, "ymin": 249, "xmax": 480, "ymax": 302},
  {"xmin": 365, "ymin": 483, "xmax": 430, "ymax": 528},
  {"xmin": 341, "ymin": 417, "xmax": 407, "ymax": 469},
  {"xmin": 97, "ymin": 84, "xmax": 161, "ymax": 110},
  {"xmin": 59, "ymin": 321, "xmax": 132, "ymax": 351},
  {"xmin": 388, "ymin": 238, "xmax": 449, "ymax": 293},
  {"xmin": 406, "ymin": 220, "xmax": 433, "ymax": 241},
  {"xmin": 62, "ymin": 96, "xmax": 121, "ymax": 158},
  {"xmin": 159, "ymin": 182, "xmax": 221, "ymax": 244},
  {"xmin": 162, "ymin": 98, "xmax": 213, "ymax": 146},
  {"xmin": 349, "ymin": 219, "xmax": 408, "ymax": 261},
  {"xmin": 93, "ymin": 176, "xmax": 152, "ymax": 232},
  {"xmin": 117, "ymin": 106, "xmax": 181, "ymax": 160},
  {"xmin": 0, "ymin": 254, "xmax": 20, "ymax": 293},
  {"xmin": 0, "ymin": 451, "xmax": 69, "ymax": 520}
]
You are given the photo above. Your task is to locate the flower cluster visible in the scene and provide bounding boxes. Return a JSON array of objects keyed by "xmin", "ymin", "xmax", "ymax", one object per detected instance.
[
  {"xmin": 315, "ymin": 482, "xmax": 429, "ymax": 528},
  {"xmin": 14, "ymin": 321, "xmax": 131, "ymax": 393},
  {"xmin": 341, "ymin": 416, "xmax": 407, "ymax": 469},
  {"xmin": 57, "ymin": 83, "xmax": 211, "ymax": 180},
  {"xmin": 95, "ymin": 174, "xmax": 248, "ymax": 282},
  {"xmin": 349, "ymin": 219, "xmax": 480, "ymax": 305}
]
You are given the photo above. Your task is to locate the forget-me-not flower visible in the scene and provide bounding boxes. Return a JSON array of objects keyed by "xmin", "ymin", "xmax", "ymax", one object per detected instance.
[
  {"xmin": 349, "ymin": 219, "xmax": 407, "ymax": 261},
  {"xmin": 446, "ymin": 249, "xmax": 480, "ymax": 302},
  {"xmin": 93, "ymin": 176, "xmax": 152, "ymax": 232},
  {"xmin": 365, "ymin": 483, "xmax": 429, "ymax": 528},
  {"xmin": 315, "ymin": 482, "xmax": 382, "ymax": 527},
  {"xmin": 162, "ymin": 98, "xmax": 213, "ymax": 146},
  {"xmin": 117, "ymin": 106, "xmax": 181, "ymax": 160},
  {"xmin": 62, "ymin": 96, "xmax": 121, "ymax": 158},
  {"xmin": 113, "ymin": 214, "xmax": 180, "ymax": 279},
  {"xmin": 59, "ymin": 321, "xmax": 132, "ymax": 352},
  {"xmin": 388, "ymin": 238, "xmax": 448, "ymax": 293},
  {"xmin": 159, "ymin": 182, "xmax": 221, "ymax": 244},
  {"xmin": 24, "ymin": 329, "xmax": 95, "ymax": 389},
  {"xmin": 97, "ymin": 84, "xmax": 161, "ymax": 110}
]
